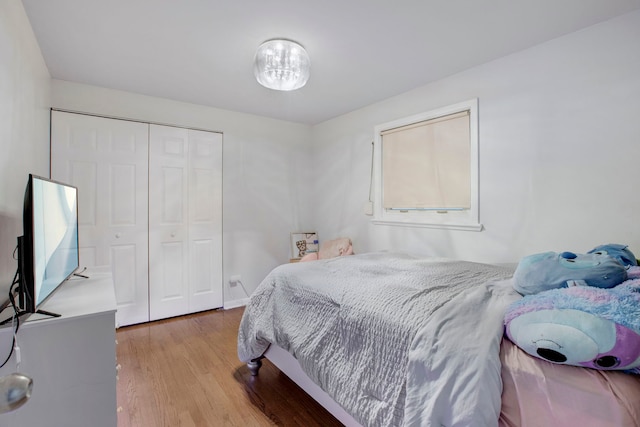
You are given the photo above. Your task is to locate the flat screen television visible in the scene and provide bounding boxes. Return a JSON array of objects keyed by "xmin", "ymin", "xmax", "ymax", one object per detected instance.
[{"xmin": 18, "ymin": 174, "xmax": 79, "ymax": 316}]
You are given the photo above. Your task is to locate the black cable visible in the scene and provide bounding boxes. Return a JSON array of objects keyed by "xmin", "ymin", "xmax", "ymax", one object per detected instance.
[{"xmin": 0, "ymin": 267, "xmax": 21, "ymax": 368}]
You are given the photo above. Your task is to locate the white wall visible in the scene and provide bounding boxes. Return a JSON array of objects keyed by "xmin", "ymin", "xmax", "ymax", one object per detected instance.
[
  {"xmin": 6, "ymin": 5, "xmax": 640, "ymax": 301},
  {"xmin": 50, "ymin": 80, "xmax": 314, "ymax": 303},
  {"xmin": 0, "ymin": 0, "xmax": 50, "ymax": 296},
  {"xmin": 311, "ymin": 10, "xmax": 640, "ymax": 264}
]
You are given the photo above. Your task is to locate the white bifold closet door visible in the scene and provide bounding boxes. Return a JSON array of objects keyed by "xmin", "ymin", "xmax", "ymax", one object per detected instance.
[
  {"xmin": 51, "ymin": 111, "xmax": 150, "ymax": 326},
  {"xmin": 51, "ymin": 112, "xmax": 223, "ymax": 327},
  {"xmin": 148, "ymin": 124, "xmax": 223, "ymax": 321}
]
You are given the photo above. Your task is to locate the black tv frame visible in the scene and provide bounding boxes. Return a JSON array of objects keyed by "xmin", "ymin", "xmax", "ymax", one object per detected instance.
[{"xmin": 17, "ymin": 174, "xmax": 80, "ymax": 318}]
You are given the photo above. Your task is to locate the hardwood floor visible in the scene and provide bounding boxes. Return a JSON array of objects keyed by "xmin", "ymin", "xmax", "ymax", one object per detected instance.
[{"xmin": 116, "ymin": 308, "xmax": 344, "ymax": 426}]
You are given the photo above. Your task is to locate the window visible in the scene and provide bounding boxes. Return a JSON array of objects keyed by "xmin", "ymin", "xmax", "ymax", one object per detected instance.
[{"xmin": 372, "ymin": 99, "xmax": 481, "ymax": 231}]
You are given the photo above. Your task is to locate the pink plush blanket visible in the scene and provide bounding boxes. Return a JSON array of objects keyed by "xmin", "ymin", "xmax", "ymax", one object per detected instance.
[{"xmin": 500, "ymin": 339, "xmax": 640, "ymax": 426}]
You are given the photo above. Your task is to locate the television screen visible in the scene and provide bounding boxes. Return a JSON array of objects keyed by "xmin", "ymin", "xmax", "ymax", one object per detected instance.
[{"xmin": 22, "ymin": 175, "xmax": 79, "ymax": 312}]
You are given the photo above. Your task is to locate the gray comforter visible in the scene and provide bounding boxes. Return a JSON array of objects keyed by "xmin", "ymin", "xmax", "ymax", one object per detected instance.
[{"xmin": 237, "ymin": 252, "xmax": 519, "ymax": 427}]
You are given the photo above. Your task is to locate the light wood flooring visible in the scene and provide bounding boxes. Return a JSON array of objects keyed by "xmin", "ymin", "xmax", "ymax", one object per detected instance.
[{"xmin": 115, "ymin": 307, "xmax": 344, "ymax": 426}]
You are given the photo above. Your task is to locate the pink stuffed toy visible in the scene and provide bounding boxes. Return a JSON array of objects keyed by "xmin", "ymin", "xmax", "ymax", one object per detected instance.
[{"xmin": 300, "ymin": 237, "xmax": 354, "ymax": 261}]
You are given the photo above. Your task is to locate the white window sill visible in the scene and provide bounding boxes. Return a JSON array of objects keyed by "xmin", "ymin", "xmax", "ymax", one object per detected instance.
[{"xmin": 371, "ymin": 218, "xmax": 483, "ymax": 232}]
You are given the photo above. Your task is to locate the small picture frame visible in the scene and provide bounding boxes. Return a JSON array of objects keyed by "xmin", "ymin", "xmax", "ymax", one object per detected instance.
[{"xmin": 290, "ymin": 232, "xmax": 319, "ymax": 259}]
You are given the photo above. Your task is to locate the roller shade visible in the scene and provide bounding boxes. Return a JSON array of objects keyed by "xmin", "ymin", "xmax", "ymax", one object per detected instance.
[{"xmin": 381, "ymin": 110, "xmax": 470, "ymax": 209}]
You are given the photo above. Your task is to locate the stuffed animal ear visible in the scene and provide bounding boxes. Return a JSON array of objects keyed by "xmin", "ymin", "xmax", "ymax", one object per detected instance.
[
  {"xmin": 505, "ymin": 283, "xmax": 640, "ymax": 372},
  {"xmin": 588, "ymin": 243, "xmax": 638, "ymax": 267}
]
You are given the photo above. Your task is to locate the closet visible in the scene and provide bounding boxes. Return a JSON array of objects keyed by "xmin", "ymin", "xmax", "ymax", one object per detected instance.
[{"xmin": 50, "ymin": 111, "xmax": 223, "ymax": 326}]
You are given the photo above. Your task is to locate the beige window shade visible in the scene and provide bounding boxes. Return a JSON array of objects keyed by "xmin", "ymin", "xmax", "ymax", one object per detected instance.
[{"xmin": 381, "ymin": 110, "xmax": 470, "ymax": 209}]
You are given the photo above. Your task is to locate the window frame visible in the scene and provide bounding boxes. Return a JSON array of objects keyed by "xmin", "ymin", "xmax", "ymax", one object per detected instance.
[{"xmin": 372, "ymin": 98, "xmax": 482, "ymax": 231}]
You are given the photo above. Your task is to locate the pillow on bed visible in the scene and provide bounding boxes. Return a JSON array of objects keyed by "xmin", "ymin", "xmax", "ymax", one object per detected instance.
[
  {"xmin": 300, "ymin": 237, "xmax": 354, "ymax": 261},
  {"xmin": 505, "ymin": 277, "xmax": 640, "ymax": 373},
  {"xmin": 318, "ymin": 237, "xmax": 353, "ymax": 259},
  {"xmin": 512, "ymin": 251, "xmax": 628, "ymax": 295}
]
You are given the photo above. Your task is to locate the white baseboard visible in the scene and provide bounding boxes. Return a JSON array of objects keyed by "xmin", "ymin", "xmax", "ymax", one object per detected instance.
[{"xmin": 224, "ymin": 297, "xmax": 249, "ymax": 310}]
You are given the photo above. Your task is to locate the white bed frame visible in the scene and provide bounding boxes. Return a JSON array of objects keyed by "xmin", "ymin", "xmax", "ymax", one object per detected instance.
[{"xmin": 249, "ymin": 345, "xmax": 363, "ymax": 427}]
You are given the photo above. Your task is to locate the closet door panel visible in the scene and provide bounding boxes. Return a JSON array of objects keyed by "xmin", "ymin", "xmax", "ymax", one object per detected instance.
[
  {"xmin": 188, "ymin": 129, "xmax": 223, "ymax": 312},
  {"xmin": 70, "ymin": 160, "xmax": 100, "ymax": 267},
  {"xmin": 111, "ymin": 244, "xmax": 139, "ymax": 305},
  {"xmin": 157, "ymin": 241, "xmax": 186, "ymax": 298},
  {"xmin": 51, "ymin": 111, "xmax": 150, "ymax": 326},
  {"xmin": 149, "ymin": 125, "xmax": 189, "ymax": 320}
]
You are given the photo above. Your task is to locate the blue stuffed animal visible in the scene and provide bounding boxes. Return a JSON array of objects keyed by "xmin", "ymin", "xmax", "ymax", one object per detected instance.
[
  {"xmin": 505, "ymin": 244, "xmax": 640, "ymax": 373},
  {"xmin": 512, "ymin": 251, "xmax": 628, "ymax": 295}
]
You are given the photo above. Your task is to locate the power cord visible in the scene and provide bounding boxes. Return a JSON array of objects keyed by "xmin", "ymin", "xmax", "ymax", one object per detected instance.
[
  {"xmin": 0, "ymin": 267, "xmax": 22, "ymax": 369},
  {"xmin": 236, "ymin": 279, "xmax": 250, "ymax": 298}
]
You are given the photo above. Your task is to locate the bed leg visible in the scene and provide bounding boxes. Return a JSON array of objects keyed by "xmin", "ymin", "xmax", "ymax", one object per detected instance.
[{"xmin": 247, "ymin": 357, "xmax": 263, "ymax": 376}]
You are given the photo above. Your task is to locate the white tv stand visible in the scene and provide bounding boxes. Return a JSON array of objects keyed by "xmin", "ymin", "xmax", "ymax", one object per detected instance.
[{"xmin": 0, "ymin": 268, "xmax": 117, "ymax": 427}]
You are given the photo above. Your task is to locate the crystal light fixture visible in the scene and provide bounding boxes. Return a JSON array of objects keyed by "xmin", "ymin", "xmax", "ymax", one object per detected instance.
[{"xmin": 253, "ymin": 39, "xmax": 310, "ymax": 91}]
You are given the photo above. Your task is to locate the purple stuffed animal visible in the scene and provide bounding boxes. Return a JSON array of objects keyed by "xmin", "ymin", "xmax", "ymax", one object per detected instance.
[{"xmin": 505, "ymin": 269, "xmax": 640, "ymax": 372}]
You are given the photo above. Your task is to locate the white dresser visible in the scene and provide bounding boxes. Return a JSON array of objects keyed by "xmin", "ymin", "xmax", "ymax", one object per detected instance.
[{"xmin": 0, "ymin": 269, "xmax": 117, "ymax": 427}]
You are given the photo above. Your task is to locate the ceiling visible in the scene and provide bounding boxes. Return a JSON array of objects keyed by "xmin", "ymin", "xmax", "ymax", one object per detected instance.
[{"xmin": 21, "ymin": 0, "xmax": 640, "ymax": 125}]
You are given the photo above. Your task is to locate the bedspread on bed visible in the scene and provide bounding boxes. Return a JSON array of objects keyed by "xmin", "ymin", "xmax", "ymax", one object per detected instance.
[
  {"xmin": 237, "ymin": 252, "xmax": 518, "ymax": 427},
  {"xmin": 499, "ymin": 339, "xmax": 640, "ymax": 427}
]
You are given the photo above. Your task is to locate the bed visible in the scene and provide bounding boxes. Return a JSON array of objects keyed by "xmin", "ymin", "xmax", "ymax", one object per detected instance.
[{"xmin": 237, "ymin": 252, "xmax": 640, "ymax": 426}]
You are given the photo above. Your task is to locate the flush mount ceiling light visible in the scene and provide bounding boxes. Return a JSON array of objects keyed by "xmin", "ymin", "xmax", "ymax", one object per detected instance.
[{"xmin": 254, "ymin": 39, "xmax": 310, "ymax": 91}]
